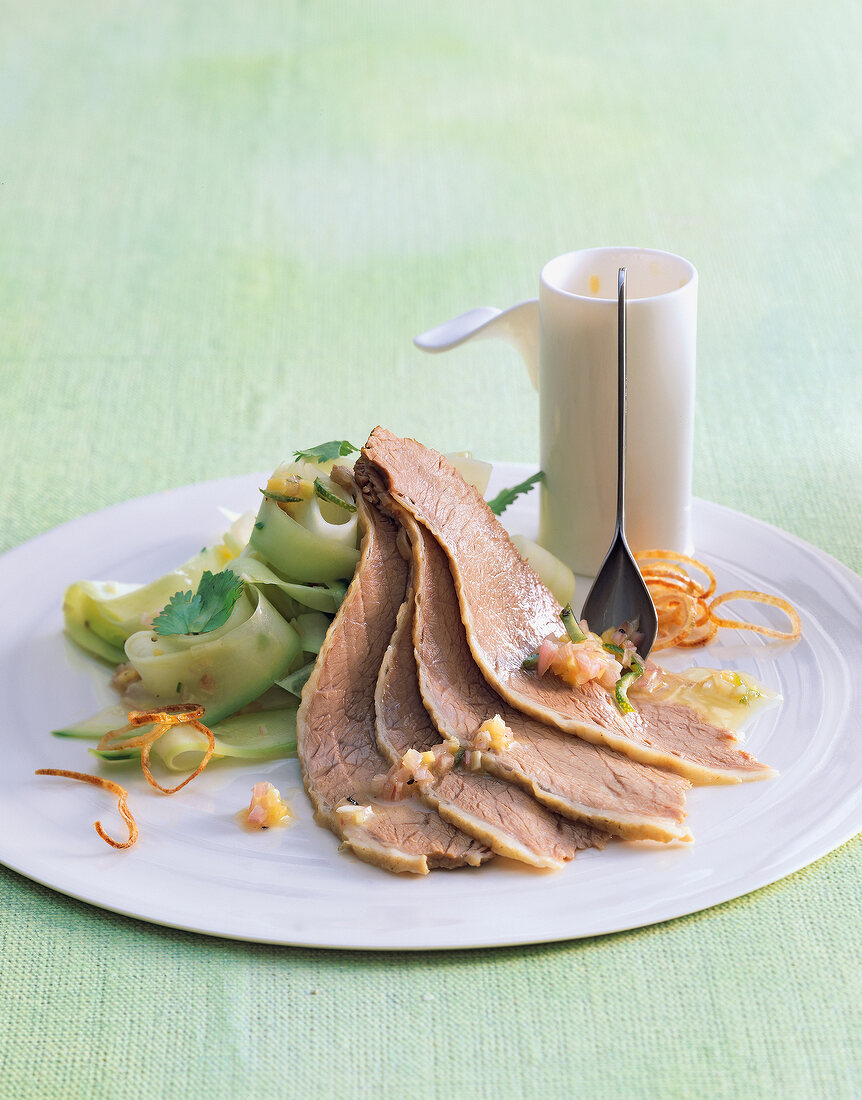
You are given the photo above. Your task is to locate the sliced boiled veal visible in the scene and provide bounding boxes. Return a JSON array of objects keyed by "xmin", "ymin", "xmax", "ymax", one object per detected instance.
[
  {"xmin": 396, "ymin": 507, "xmax": 691, "ymax": 842},
  {"xmin": 375, "ymin": 574, "xmax": 605, "ymax": 869},
  {"xmin": 295, "ymin": 469, "xmax": 489, "ymax": 874},
  {"xmin": 359, "ymin": 428, "xmax": 775, "ymax": 786}
]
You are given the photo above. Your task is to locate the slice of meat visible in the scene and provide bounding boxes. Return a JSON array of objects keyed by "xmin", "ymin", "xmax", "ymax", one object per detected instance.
[
  {"xmin": 375, "ymin": 570, "xmax": 605, "ymax": 869},
  {"xmin": 295, "ymin": 469, "xmax": 489, "ymax": 874},
  {"xmin": 400, "ymin": 512, "xmax": 692, "ymax": 842},
  {"xmin": 358, "ymin": 429, "xmax": 775, "ymax": 786}
]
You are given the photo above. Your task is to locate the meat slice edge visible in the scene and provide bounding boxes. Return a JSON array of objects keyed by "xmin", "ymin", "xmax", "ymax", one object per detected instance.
[
  {"xmin": 358, "ymin": 429, "xmax": 775, "ymax": 786},
  {"xmin": 295, "ymin": 468, "xmax": 490, "ymax": 874},
  {"xmin": 374, "ymin": 560, "xmax": 604, "ymax": 869},
  {"xmin": 394, "ymin": 502, "xmax": 692, "ymax": 843}
]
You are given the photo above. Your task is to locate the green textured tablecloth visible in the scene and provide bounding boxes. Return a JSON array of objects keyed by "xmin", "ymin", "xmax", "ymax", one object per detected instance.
[{"xmin": 2, "ymin": 3, "xmax": 860, "ymax": 1097}]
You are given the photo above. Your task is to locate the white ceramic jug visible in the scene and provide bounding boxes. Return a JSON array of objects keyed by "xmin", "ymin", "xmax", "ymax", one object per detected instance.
[{"xmin": 415, "ymin": 247, "xmax": 698, "ymax": 576}]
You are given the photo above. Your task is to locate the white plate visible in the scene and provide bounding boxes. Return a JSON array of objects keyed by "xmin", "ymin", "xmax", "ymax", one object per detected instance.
[{"xmin": 0, "ymin": 466, "xmax": 860, "ymax": 950}]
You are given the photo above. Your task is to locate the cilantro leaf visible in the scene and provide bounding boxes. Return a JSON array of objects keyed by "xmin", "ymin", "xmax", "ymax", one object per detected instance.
[
  {"xmin": 293, "ymin": 440, "xmax": 359, "ymax": 464},
  {"xmin": 486, "ymin": 471, "xmax": 545, "ymax": 516},
  {"xmin": 152, "ymin": 569, "xmax": 245, "ymax": 637}
]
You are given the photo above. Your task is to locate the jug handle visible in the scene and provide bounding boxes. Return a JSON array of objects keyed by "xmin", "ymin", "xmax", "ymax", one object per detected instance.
[{"xmin": 413, "ymin": 299, "xmax": 540, "ymax": 391}]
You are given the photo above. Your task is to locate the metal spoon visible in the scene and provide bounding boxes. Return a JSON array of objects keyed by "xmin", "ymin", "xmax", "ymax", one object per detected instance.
[{"xmin": 579, "ymin": 268, "xmax": 658, "ymax": 658}]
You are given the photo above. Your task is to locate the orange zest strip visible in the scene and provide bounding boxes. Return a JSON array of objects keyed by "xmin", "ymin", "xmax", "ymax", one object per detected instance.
[
  {"xmin": 127, "ymin": 703, "xmax": 204, "ymax": 727},
  {"xmin": 636, "ymin": 550, "xmax": 717, "ymax": 599},
  {"xmin": 97, "ymin": 722, "xmax": 163, "ymax": 752},
  {"xmin": 636, "ymin": 551, "xmax": 801, "ymax": 651},
  {"xmin": 139, "ymin": 719, "xmax": 215, "ymax": 794},
  {"xmin": 38, "ymin": 706, "xmax": 214, "ymax": 850},
  {"xmin": 96, "ymin": 706, "xmax": 216, "ymax": 794},
  {"xmin": 676, "ymin": 598, "xmax": 719, "ymax": 648},
  {"xmin": 34, "ymin": 769, "xmax": 138, "ymax": 849},
  {"xmin": 641, "ymin": 573, "xmax": 700, "ymax": 597},
  {"xmin": 708, "ymin": 590, "xmax": 802, "ymax": 641},
  {"xmin": 651, "ymin": 593, "xmax": 697, "ymax": 651}
]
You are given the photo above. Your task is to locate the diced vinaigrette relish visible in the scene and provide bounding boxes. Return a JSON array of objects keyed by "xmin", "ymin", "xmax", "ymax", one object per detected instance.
[
  {"xmin": 400, "ymin": 747, "xmax": 438, "ymax": 781},
  {"xmin": 690, "ymin": 668, "xmax": 761, "ymax": 702},
  {"xmin": 373, "ymin": 742, "xmax": 460, "ymax": 801},
  {"xmin": 473, "ymin": 714, "xmax": 517, "ymax": 753},
  {"xmin": 245, "ymin": 781, "xmax": 291, "ymax": 828},
  {"xmin": 334, "ymin": 802, "xmax": 375, "ymax": 826},
  {"xmin": 544, "ymin": 632, "xmax": 622, "ymax": 690},
  {"xmin": 373, "ymin": 717, "xmax": 521, "ymax": 801}
]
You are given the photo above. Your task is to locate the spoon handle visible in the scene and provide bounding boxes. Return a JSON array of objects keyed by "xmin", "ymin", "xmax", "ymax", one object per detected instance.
[{"xmin": 616, "ymin": 267, "xmax": 627, "ymax": 536}]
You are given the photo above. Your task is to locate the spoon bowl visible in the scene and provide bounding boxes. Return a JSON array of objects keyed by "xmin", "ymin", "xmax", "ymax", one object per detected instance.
[{"xmin": 579, "ymin": 268, "xmax": 658, "ymax": 658}]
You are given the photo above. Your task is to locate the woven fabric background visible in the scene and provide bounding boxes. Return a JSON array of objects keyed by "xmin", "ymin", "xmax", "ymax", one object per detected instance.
[{"xmin": 1, "ymin": 2, "xmax": 859, "ymax": 1097}]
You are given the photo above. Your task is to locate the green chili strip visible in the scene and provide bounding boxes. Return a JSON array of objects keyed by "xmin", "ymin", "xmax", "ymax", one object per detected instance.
[
  {"xmin": 614, "ymin": 662, "xmax": 644, "ymax": 716},
  {"xmin": 313, "ymin": 478, "xmax": 357, "ymax": 513},
  {"xmin": 560, "ymin": 605, "xmax": 587, "ymax": 643},
  {"xmin": 260, "ymin": 488, "xmax": 304, "ymax": 504}
]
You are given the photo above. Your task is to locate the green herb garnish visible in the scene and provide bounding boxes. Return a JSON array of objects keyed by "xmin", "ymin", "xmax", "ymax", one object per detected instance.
[
  {"xmin": 521, "ymin": 651, "xmax": 539, "ymax": 671},
  {"xmin": 293, "ymin": 440, "xmax": 359, "ymax": 464},
  {"xmin": 486, "ymin": 471, "xmax": 544, "ymax": 516},
  {"xmin": 313, "ymin": 477, "xmax": 357, "ymax": 512},
  {"xmin": 152, "ymin": 569, "xmax": 245, "ymax": 637},
  {"xmin": 453, "ymin": 746, "xmax": 467, "ymax": 766}
]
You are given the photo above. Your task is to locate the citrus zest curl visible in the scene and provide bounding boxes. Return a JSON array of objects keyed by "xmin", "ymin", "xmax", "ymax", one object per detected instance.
[
  {"xmin": 635, "ymin": 551, "xmax": 801, "ymax": 651},
  {"xmin": 127, "ymin": 703, "xmax": 204, "ymax": 726},
  {"xmin": 34, "ymin": 769, "xmax": 138, "ymax": 849},
  {"xmin": 708, "ymin": 590, "xmax": 802, "ymax": 641},
  {"xmin": 96, "ymin": 704, "xmax": 215, "ymax": 794}
]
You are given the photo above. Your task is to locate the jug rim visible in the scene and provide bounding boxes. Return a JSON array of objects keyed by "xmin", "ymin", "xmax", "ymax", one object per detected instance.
[{"xmin": 541, "ymin": 246, "xmax": 697, "ymax": 304}]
